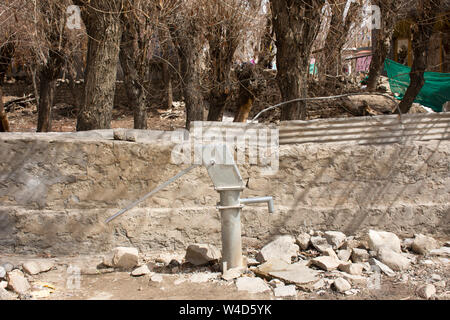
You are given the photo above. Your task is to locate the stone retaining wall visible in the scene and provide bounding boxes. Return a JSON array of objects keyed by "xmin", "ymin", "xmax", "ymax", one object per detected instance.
[{"xmin": 0, "ymin": 131, "xmax": 448, "ymax": 255}]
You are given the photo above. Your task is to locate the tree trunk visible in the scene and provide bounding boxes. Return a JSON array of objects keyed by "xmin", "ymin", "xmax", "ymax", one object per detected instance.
[
  {"xmin": 76, "ymin": 0, "xmax": 123, "ymax": 131},
  {"xmin": 398, "ymin": 0, "xmax": 441, "ymax": 114},
  {"xmin": 119, "ymin": 16, "xmax": 147, "ymax": 129},
  {"xmin": 37, "ymin": 77, "xmax": 56, "ymax": 132},
  {"xmin": 270, "ymin": 0, "xmax": 323, "ymax": 120},
  {"xmin": 366, "ymin": 1, "xmax": 399, "ymax": 92},
  {"xmin": 169, "ymin": 23, "xmax": 205, "ymax": 130},
  {"xmin": 0, "ymin": 86, "xmax": 10, "ymax": 132}
]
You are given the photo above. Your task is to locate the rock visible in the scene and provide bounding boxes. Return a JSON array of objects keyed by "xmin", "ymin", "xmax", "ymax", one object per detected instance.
[
  {"xmin": 377, "ymin": 248, "xmax": 411, "ymax": 271},
  {"xmin": 150, "ymin": 274, "xmax": 163, "ymax": 283},
  {"xmin": 22, "ymin": 260, "xmax": 54, "ymax": 275},
  {"xmin": 0, "ymin": 287, "xmax": 15, "ymax": 300},
  {"xmin": 2, "ymin": 263, "xmax": 14, "ymax": 273},
  {"xmin": 412, "ymin": 234, "xmax": 440, "ymax": 255},
  {"xmin": 102, "ymin": 252, "xmax": 115, "ymax": 267},
  {"xmin": 332, "ymin": 278, "xmax": 351, "ymax": 293},
  {"xmin": 274, "ymin": 285, "xmax": 297, "ymax": 297},
  {"xmin": 431, "ymin": 274, "xmax": 441, "ymax": 282},
  {"xmin": 190, "ymin": 272, "xmax": 220, "ymax": 283},
  {"xmin": 268, "ymin": 263, "xmax": 320, "ymax": 285},
  {"xmin": 338, "ymin": 263, "xmax": 363, "ymax": 276},
  {"xmin": 256, "ymin": 235, "xmax": 299, "ymax": 264},
  {"xmin": 256, "ymin": 258, "xmax": 291, "ymax": 276},
  {"xmin": 236, "ymin": 277, "xmax": 271, "ymax": 294},
  {"xmin": 131, "ymin": 265, "xmax": 152, "ymax": 277},
  {"xmin": 0, "ymin": 266, "xmax": 5, "ymax": 279},
  {"xmin": 112, "ymin": 247, "xmax": 139, "ymax": 269},
  {"xmin": 434, "ymin": 280, "xmax": 446, "ymax": 288},
  {"xmin": 417, "ymin": 284, "xmax": 436, "ymax": 299},
  {"xmin": 322, "ymin": 248, "xmax": 339, "ymax": 260},
  {"xmin": 222, "ymin": 268, "xmax": 244, "ymax": 281},
  {"xmin": 311, "ymin": 279, "xmax": 326, "ymax": 291},
  {"xmin": 310, "ymin": 256, "xmax": 341, "ymax": 271},
  {"xmin": 324, "ymin": 231, "xmax": 347, "ymax": 249},
  {"xmin": 296, "ymin": 233, "xmax": 311, "ymax": 251},
  {"xmin": 310, "ymin": 236, "xmax": 332, "ymax": 253},
  {"xmin": 113, "ymin": 129, "xmax": 137, "ymax": 142},
  {"xmin": 338, "ymin": 272, "xmax": 367, "ymax": 286},
  {"xmin": 268, "ymin": 279, "xmax": 285, "ymax": 288},
  {"xmin": 246, "ymin": 257, "xmax": 259, "ymax": 266},
  {"xmin": 351, "ymin": 248, "xmax": 370, "ymax": 263},
  {"xmin": 369, "ymin": 258, "xmax": 396, "ymax": 277},
  {"xmin": 0, "ymin": 281, "xmax": 6, "ymax": 289},
  {"xmin": 185, "ymin": 244, "xmax": 221, "ymax": 266},
  {"xmin": 337, "ymin": 249, "xmax": 352, "ymax": 262},
  {"xmin": 402, "ymin": 238, "xmax": 414, "ymax": 251},
  {"xmin": 429, "ymin": 247, "xmax": 450, "ymax": 257},
  {"xmin": 368, "ymin": 230, "xmax": 401, "ymax": 253},
  {"xmin": 344, "ymin": 289, "xmax": 359, "ymax": 296},
  {"xmin": 6, "ymin": 270, "xmax": 30, "ymax": 295},
  {"xmin": 341, "ymin": 239, "xmax": 360, "ymax": 250},
  {"xmin": 156, "ymin": 253, "xmax": 183, "ymax": 265},
  {"xmin": 445, "ymin": 241, "xmax": 450, "ymax": 247}
]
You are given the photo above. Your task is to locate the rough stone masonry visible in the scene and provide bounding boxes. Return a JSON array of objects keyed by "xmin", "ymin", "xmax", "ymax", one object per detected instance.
[{"xmin": 0, "ymin": 131, "xmax": 449, "ymax": 255}]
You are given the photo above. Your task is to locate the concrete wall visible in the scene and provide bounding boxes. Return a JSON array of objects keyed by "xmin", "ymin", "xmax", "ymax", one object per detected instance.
[{"xmin": 0, "ymin": 131, "xmax": 449, "ymax": 255}]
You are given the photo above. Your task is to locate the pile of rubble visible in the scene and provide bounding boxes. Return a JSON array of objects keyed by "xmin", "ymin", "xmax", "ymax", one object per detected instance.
[{"xmin": 0, "ymin": 229, "xmax": 448, "ymax": 300}]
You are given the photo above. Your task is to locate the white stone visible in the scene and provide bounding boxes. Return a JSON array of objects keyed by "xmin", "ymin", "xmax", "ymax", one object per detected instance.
[
  {"xmin": 368, "ymin": 230, "xmax": 401, "ymax": 253},
  {"xmin": 0, "ymin": 266, "xmax": 5, "ymax": 279},
  {"xmin": 429, "ymin": 247, "xmax": 450, "ymax": 257},
  {"xmin": 310, "ymin": 256, "xmax": 341, "ymax": 271},
  {"xmin": 268, "ymin": 263, "xmax": 319, "ymax": 285},
  {"xmin": 431, "ymin": 274, "xmax": 441, "ymax": 282},
  {"xmin": 268, "ymin": 279, "xmax": 285, "ymax": 288},
  {"xmin": 369, "ymin": 258, "xmax": 396, "ymax": 277},
  {"xmin": 256, "ymin": 235, "xmax": 299, "ymax": 264},
  {"xmin": 417, "ymin": 284, "xmax": 436, "ymax": 299},
  {"xmin": 322, "ymin": 248, "xmax": 339, "ymax": 260},
  {"xmin": 310, "ymin": 236, "xmax": 332, "ymax": 253},
  {"xmin": 189, "ymin": 272, "xmax": 220, "ymax": 283},
  {"xmin": 131, "ymin": 265, "xmax": 152, "ymax": 277},
  {"xmin": 0, "ymin": 287, "xmax": 15, "ymax": 300},
  {"xmin": 324, "ymin": 231, "xmax": 347, "ymax": 249},
  {"xmin": 296, "ymin": 233, "xmax": 311, "ymax": 251},
  {"xmin": 345, "ymin": 289, "xmax": 359, "ymax": 296},
  {"xmin": 185, "ymin": 244, "xmax": 221, "ymax": 266},
  {"xmin": 235, "ymin": 277, "xmax": 270, "ymax": 294},
  {"xmin": 112, "ymin": 247, "xmax": 139, "ymax": 269},
  {"xmin": 274, "ymin": 285, "xmax": 297, "ymax": 297},
  {"xmin": 434, "ymin": 280, "xmax": 446, "ymax": 288},
  {"xmin": 0, "ymin": 281, "xmax": 7, "ymax": 289},
  {"xmin": 337, "ymin": 249, "xmax": 352, "ymax": 262},
  {"xmin": 332, "ymin": 278, "xmax": 351, "ymax": 293},
  {"xmin": 377, "ymin": 248, "xmax": 411, "ymax": 271},
  {"xmin": 412, "ymin": 234, "xmax": 440, "ymax": 255},
  {"xmin": 338, "ymin": 272, "xmax": 367, "ymax": 286},
  {"xmin": 6, "ymin": 270, "xmax": 30, "ymax": 294},
  {"xmin": 338, "ymin": 263, "xmax": 363, "ymax": 275},
  {"xmin": 22, "ymin": 260, "xmax": 54, "ymax": 275},
  {"xmin": 222, "ymin": 268, "xmax": 244, "ymax": 281},
  {"xmin": 150, "ymin": 274, "xmax": 163, "ymax": 283},
  {"xmin": 351, "ymin": 248, "xmax": 370, "ymax": 263},
  {"xmin": 102, "ymin": 252, "xmax": 115, "ymax": 267}
]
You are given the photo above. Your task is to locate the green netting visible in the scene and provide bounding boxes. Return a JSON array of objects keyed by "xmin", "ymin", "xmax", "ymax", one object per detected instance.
[{"xmin": 385, "ymin": 59, "xmax": 450, "ymax": 112}]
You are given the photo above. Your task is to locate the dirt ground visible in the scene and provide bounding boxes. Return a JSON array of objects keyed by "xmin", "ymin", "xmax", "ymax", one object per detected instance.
[{"xmin": 1, "ymin": 247, "xmax": 448, "ymax": 301}]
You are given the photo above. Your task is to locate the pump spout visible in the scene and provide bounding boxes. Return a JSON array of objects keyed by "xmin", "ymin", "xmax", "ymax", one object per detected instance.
[{"xmin": 240, "ymin": 196, "xmax": 274, "ymax": 213}]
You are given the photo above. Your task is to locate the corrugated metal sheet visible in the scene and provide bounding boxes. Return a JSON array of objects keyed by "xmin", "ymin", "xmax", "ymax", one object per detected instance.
[{"xmin": 280, "ymin": 113, "xmax": 450, "ymax": 145}]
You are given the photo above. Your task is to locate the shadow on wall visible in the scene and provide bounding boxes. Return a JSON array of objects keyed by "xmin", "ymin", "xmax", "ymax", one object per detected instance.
[{"xmin": 270, "ymin": 119, "xmax": 450, "ymax": 237}]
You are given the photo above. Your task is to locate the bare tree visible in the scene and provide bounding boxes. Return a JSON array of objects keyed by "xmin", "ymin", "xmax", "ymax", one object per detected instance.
[
  {"xmin": 168, "ymin": 0, "xmax": 206, "ymax": 129},
  {"xmin": 398, "ymin": 0, "xmax": 442, "ymax": 114},
  {"xmin": 366, "ymin": 0, "xmax": 407, "ymax": 91}
]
